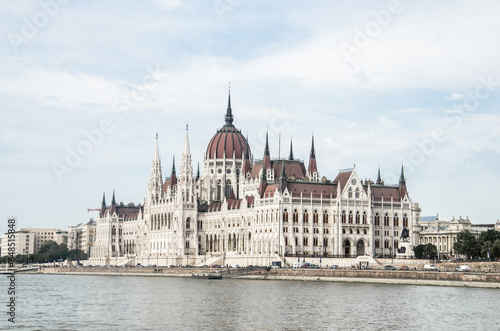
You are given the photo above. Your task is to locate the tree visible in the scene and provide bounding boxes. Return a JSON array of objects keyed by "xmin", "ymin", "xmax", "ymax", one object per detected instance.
[
  {"xmin": 414, "ymin": 244, "xmax": 437, "ymax": 259},
  {"xmin": 68, "ymin": 249, "xmax": 88, "ymax": 261},
  {"xmin": 454, "ymin": 230, "xmax": 479, "ymax": 259},
  {"xmin": 492, "ymin": 240, "xmax": 500, "ymax": 260}
]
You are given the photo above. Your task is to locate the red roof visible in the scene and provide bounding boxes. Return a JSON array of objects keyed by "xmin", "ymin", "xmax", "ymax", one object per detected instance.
[
  {"xmin": 206, "ymin": 126, "xmax": 249, "ymax": 159},
  {"xmin": 251, "ymin": 160, "xmax": 307, "ymax": 179},
  {"xmin": 333, "ymin": 171, "xmax": 352, "ymax": 191}
]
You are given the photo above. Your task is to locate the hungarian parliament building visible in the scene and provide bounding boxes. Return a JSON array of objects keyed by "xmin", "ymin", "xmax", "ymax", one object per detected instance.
[{"xmin": 89, "ymin": 94, "xmax": 421, "ymax": 267}]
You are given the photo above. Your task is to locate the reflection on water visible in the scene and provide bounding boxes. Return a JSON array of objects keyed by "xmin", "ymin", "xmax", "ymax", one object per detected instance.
[{"xmin": 1, "ymin": 274, "xmax": 498, "ymax": 330}]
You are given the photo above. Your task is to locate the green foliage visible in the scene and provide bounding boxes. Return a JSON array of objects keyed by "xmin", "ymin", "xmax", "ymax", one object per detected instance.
[
  {"xmin": 491, "ymin": 240, "xmax": 500, "ymax": 259},
  {"xmin": 454, "ymin": 230, "xmax": 480, "ymax": 259},
  {"xmin": 68, "ymin": 249, "xmax": 88, "ymax": 261},
  {"xmin": 413, "ymin": 243, "xmax": 438, "ymax": 259}
]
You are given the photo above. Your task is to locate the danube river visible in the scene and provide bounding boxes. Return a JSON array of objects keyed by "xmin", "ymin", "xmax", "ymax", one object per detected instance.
[{"xmin": 2, "ymin": 274, "xmax": 498, "ymax": 330}]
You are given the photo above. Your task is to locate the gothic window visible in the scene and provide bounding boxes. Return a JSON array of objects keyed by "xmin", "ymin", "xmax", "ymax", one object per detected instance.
[
  {"xmin": 393, "ymin": 214, "xmax": 399, "ymax": 227},
  {"xmin": 293, "ymin": 209, "xmax": 299, "ymax": 223},
  {"xmin": 186, "ymin": 217, "xmax": 191, "ymax": 229},
  {"xmin": 374, "ymin": 213, "xmax": 380, "ymax": 226},
  {"xmin": 303, "ymin": 237, "xmax": 309, "ymax": 246},
  {"xmin": 283, "ymin": 209, "xmax": 289, "ymax": 223},
  {"xmin": 355, "ymin": 211, "xmax": 360, "ymax": 224},
  {"xmin": 348, "ymin": 187, "xmax": 353, "ymax": 198},
  {"xmin": 225, "ymin": 180, "xmax": 232, "ymax": 199},
  {"xmin": 295, "ymin": 237, "xmax": 298, "ymax": 246},
  {"xmin": 323, "ymin": 238, "xmax": 328, "ymax": 247},
  {"xmin": 384, "ymin": 240, "xmax": 390, "ymax": 249},
  {"xmin": 313, "ymin": 210, "xmax": 319, "ymax": 223},
  {"xmin": 303, "ymin": 210, "xmax": 309, "ymax": 223},
  {"xmin": 323, "ymin": 211, "xmax": 329, "ymax": 224},
  {"xmin": 313, "ymin": 238, "xmax": 319, "ymax": 247},
  {"xmin": 355, "ymin": 187, "xmax": 360, "ymax": 199},
  {"xmin": 216, "ymin": 180, "xmax": 222, "ymax": 201},
  {"xmin": 349, "ymin": 211, "xmax": 353, "ymax": 224},
  {"xmin": 384, "ymin": 213, "xmax": 390, "ymax": 226},
  {"xmin": 403, "ymin": 214, "xmax": 409, "ymax": 227},
  {"xmin": 342, "ymin": 211, "xmax": 346, "ymax": 223},
  {"xmin": 375, "ymin": 239, "xmax": 380, "ymax": 249},
  {"xmin": 363, "ymin": 211, "xmax": 367, "ymax": 224}
]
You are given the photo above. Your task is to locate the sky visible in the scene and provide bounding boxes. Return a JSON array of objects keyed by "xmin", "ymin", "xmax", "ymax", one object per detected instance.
[{"xmin": 1, "ymin": 0, "xmax": 500, "ymax": 234}]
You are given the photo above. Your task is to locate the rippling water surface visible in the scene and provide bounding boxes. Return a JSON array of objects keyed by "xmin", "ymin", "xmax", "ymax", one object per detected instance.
[{"xmin": 1, "ymin": 274, "xmax": 498, "ymax": 330}]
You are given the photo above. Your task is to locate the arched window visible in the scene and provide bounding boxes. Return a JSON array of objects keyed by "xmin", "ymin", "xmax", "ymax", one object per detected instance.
[
  {"xmin": 216, "ymin": 180, "xmax": 222, "ymax": 201},
  {"xmin": 342, "ymin": 211, "xmax": 346, "ymax": 223},
  {"xmin": 186, "ymin": 217, "xmax": 191, "ymax": 229},
  {"xmin": 374, "ymin": 213, "xmax": 380, "ymax": 226},
  {"xmin": 348, "ymin": 187, "xmax": 353, "ymax": 198},
  {"xmin": 384, "ymin": 213, "xmax": 390, "ymax": 226},
  {"xmin": 293, "ymin": 209, "xmax": 299, "ymax": 223},
  {"xmin": 349, "ymin": 211, "xmax": 353, "ymax": 224},
  {"xmin": 225, "ymin": 180, "xmax": 232, "ymax": 199},
  {"xmin": 323, "ymin": 211, "xmax": 329, "ymax": 224},
  {"xmin": 283, "ymin": 209, "xmax": 289, "ymax": 223},
  {"xmin": 355, "ymin": 187, "xmax": 360, "ymax": 198},
  {"xmin": 355, "ymin": 211, "xmax": 360, "ymax": 224},
  {"xmin": 403, "ymin": 214, "xmax": 409, "ymax": 227},
  {"xmin": 363, "ymin": 211, "xmax": 367, "ymax": 224},
  {"xmin": 313, "ymin": 210, "xmax": 319, "ymax": 223},
  {"xmin": 303, "ymin": 210, "xmax": 309, "ymax": 223},
  {"xmin": 394, "ymin": 214, "xmax": 399, "ymax": 227}
]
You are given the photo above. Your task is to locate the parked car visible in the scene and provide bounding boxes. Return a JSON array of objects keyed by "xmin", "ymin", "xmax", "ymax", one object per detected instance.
[
  {"xmin": 384, "ymin": 265, "xmax": 397, "ymax": 270},
  {"xmin": 456, "ymin": 265, "xmax": 470, "ymax": 272},
  {"xmin": 424, "ymin": 264, "xmax": 438, "ymax": 271}
]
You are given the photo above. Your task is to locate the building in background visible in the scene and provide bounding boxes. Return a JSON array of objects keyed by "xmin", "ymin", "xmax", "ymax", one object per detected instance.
[
  {"xmin": 0, "ymin": 228, "xmax": 68, "ymax": 257},
  {"xmin": 418, "ymin": 216, "xmax": 500, "ymax": 258},
  {"xmin": 68, "ymin": 220, "xmax": 97, "ymax": 254}
]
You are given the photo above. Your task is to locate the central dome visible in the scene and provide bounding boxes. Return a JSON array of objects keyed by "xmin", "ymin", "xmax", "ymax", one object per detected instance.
[{"xmin": 206, "ymin": 94, "xmax": 250, "ymax": 160}]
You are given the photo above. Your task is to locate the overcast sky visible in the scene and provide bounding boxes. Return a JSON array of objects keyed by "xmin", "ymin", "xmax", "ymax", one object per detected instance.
[{"xmin": 1, "ymin": 0, "xmax": 500, "ymax": 234}]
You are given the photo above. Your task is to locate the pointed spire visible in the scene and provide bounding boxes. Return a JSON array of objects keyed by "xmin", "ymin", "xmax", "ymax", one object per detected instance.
[
  {"xmin": 111, "ymin": 190, "xmax": 117, "ymax": 215},
  {"xmin": 310, "ymin": 134, "xmax": 316, "ymax": 158},
  {"xmin": 154, "ymin": 133, "xmax": 160, "ymax": 162},
  {"xmin": 263, "ymin": 130, "xmax": 271, "ymax": 171},
  {"xmin": 225, "ymin": 84, "xmax": 234, "ymax": 126},
  {"xmin": 399, "ymin": 164, "xmax": 406, "ymax": 186},
  {"xmin": 308, "ymin": 134, "xmax": 318, "ymax": 177},
  {"xmin": 196, "ymin": 162, "xmax": 200, "ymax": 180},
  {"xmin": 171, "ymin": 156, "xmax": 176, "ymax": 175},
  {"xmin": 264, "ymin": 130, "xmax": 270, "ymax": 156},
  {"xmin": 280, "ymin": 159, "xmax": 287, "ymax": 179},
  {"xmin": 288, "ymin": 137, "xmax": 294, "ymax": 161},
  {"xmin": 376, "ymin": 166, "xmax": 382, "ymax": 185},
  {"xmin": 242, "ymin": 135, "xmax": 252, "ymax": 176},
  {"xmin": 100, "ymin": 192, "xmax": 106, "ymax": 218}
]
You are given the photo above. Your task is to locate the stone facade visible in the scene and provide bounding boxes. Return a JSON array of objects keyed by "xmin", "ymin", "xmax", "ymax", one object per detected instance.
[
  {"xmin": 1, "ymin": 228, "xmax": 68, "ymax": 257},
  {"xmin": 89, "ymin": 95, "xmax": 421, "ymax": 267},
  {"xmin": 68, "ymin": 220, "xmax": 96, "ymax": 254},
  {"xmin": 418, "ymin": 216, "xmax": 500, "ymax": 258}
]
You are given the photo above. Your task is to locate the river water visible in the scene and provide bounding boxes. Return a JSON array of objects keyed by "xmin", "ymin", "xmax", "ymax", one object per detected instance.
[{"xmin": 1, "ymin": 274, "xmax": 498, "ymax": 330}]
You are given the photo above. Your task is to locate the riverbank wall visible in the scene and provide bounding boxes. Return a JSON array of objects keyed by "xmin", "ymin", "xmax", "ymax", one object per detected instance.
[{"xmin": 35, "ymin": 266, "xmax": 500, "ymax": 289}]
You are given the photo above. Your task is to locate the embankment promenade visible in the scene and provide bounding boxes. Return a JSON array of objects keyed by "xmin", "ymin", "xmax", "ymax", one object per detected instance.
[{"xmin": 35, "ymin": 264, "xmax": 500, "ymax": 289}]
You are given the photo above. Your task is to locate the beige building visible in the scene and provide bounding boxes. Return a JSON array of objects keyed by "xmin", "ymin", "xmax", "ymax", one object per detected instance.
[
  {"xmin": 68, "ymin": 220, "xmax": 97, "ymax": 254},
  {"xmin": 0, "ymin": 228, "xmax": 68, "ymax": 257},
  {"xmin": 418, "ymin": 216, "xmax": 500, "ymax": 257}
]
